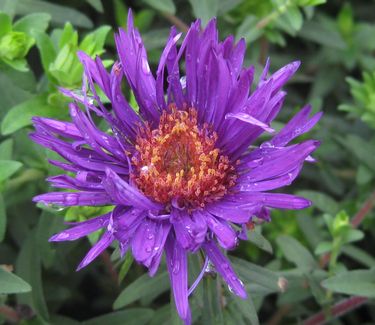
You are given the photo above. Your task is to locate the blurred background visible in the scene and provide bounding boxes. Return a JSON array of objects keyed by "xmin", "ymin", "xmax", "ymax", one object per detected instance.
[{"xmin": 0, "ymin": 0, "xmax": 375, "ymax": 324}]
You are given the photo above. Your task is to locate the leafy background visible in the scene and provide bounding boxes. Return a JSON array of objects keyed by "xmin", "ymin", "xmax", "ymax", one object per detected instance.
[{"xmin": 1, "ymin": 0, "xmax": 375, "ymax": 324}]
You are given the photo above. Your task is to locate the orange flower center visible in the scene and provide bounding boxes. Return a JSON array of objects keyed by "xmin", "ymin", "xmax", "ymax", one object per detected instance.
[{"xmin": 132, "ymin": 105, "xmax": 237, "ymax": 208}]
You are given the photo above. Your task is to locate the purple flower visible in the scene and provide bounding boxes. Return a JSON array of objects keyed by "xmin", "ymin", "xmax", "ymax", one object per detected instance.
[{"xmin": 31, "ymin": 10, "xmax": 321, "ymax": 324}]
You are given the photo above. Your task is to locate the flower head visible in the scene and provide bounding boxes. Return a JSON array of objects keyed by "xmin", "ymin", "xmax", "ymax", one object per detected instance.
[{"xmin": 31, "ymin": 10, "xmax": 321, "ymax": 324}]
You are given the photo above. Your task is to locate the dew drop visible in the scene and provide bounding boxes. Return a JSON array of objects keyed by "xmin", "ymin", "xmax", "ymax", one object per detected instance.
[
  {"xmin": 172, "ymin": 261, "xmax": 180, "ymax": 274},
  {"xmin": 145, "ymin": 246, "xmax": 152, "ymax": 253}
]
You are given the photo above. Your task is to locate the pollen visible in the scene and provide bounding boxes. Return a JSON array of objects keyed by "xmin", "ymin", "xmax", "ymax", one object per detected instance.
[{"xmin": 132, "ymin": 105, "xmax": 237, "ymax": 208}]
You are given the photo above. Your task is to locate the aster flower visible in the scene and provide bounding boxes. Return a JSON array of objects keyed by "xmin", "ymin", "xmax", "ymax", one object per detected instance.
[{"xmin": 31, "ymin": 10, "xmax": 321, "ymax": 325}]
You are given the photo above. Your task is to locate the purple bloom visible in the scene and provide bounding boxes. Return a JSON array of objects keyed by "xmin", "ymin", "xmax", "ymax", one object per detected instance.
[{"xmin": 31, "ymin": 10, "xmax": 321, "ymax": 324}]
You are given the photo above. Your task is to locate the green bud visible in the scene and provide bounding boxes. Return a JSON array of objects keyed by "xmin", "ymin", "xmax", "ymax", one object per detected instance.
[{"xmin": 0, "ymin": 31, "xmax": 32, "ymax": 60}]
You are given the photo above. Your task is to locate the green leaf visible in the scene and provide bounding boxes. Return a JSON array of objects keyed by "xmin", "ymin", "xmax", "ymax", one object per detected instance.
[
  {"xmin": 0, "ymin": 1, "xmax": 18, "ymax": 18},
  {"xmin": 247, "ymin": 228, "xmax": 273, "ymax": 254},
  {"xmin": 79, "ymin": 25, "xmax": 111, "ymax": 56},
  {"xmin": 298, "ymin": 20, "xmax": 346, "ymax": 49},
  {"xmin": 322, "ymin": 269, "xmax": 375, "ymax": 298},
  {"xmin": 59, "ymin": 22, "xmax": 77, "ymax": 48},
  {"xmin": 86, "ymin": 0, "xmax": 103, "ymax": 13},
  {"xmin": 0, "ymin": 267, "xmax": 31, "ymax": 294},
  {"xmin": 337, "ymin": 135, "xmax": 375, "ymax": 173},
  {"xmin": 16, "ymin": 231, "xmax": 49, "ymax": 322},
  {"xmin": 15, "ymin": 0, "xmax": 93, "ymax": 28},
  {"xmin": 342, "ymin": 245, "xmax": 375, "ymax": 268},
  {"xmin": 82, "ymin": 308, "xmax": 154, "ymax": 325},
  {"xmin": 189, "ymin": 0, "xmax": 218, "ymax": 26},
  {"xmin": 277, "ymin": 235, "xmax": 317, "ymax": 270},
  {"xmin": 113, "ymin": 271, "xmax": 170, "ymax": 309},
  {"xmin": 231, "ymin": 257, "xmax": 280, "ymax": 292},
  {"xmin": 143, "ymin": 0, "xmax": 176, "ymax": 14},
  {"xmin": 202, "ymin": 276, "xmax": 224, "ymax": 325},
  {"xmin": 0, "ymin": 160, "xmax": 22, "ymax": 182},
  {"xmin": 217, "ymin": 0, "xmax": 243, "ymax": 15},
  {"xmin": 118, "ymin": 250, "xmax": 134, "ymax": 283},
  {"xmin": 284, "ymin": 6, "xmax": 303, "ymax": 31},
  {"xmin": 13, "ymin": 13, "xmax": 50, "ymax": 35},
  {"xmin": 232, "ymin": 295, "xmax": 259, "ymax": 325},
  {"xmin": 296, "ymin": 190, "xmax": 339, "ymax": 215},
  {"xmin": 0, "ymin": 12, "xmax": 12, "ymax": 37},
  {"xmin": 314, "ymin": 241, "xmax": 332, "ymax": 255},
  {"xmin": 0, "ymin": 138, "xmax": 13, "ymax": 160},
  {"xmin": 1, "ymin": 94, "xmax": 63, "ymax": 135},
  {"xmin": 0, "ymin": 194, "xmax": 6, "ymax": 241},
  {"xmin": 236, "ymin": 16, "xmax": 262, "ymax": 43},
  {"xmin": 113, "ymin": 0, "xmax": 128, "ymax": 28},
  {"xmin": 32, "ymin": 32, "xmax": 56, "ymax": 74}
]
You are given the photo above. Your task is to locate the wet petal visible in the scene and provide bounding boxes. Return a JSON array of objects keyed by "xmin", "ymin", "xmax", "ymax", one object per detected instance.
[
  {"xmin": 165, "ymin": 235, "xmax": 191, "ymax": 323},
  {"xmin": 49, "ymin": 213, "xmax": 111, "ymax": 242},
  {"xmin": 203, "ymin": 241, "xmax": 247, "ymax": 298}
]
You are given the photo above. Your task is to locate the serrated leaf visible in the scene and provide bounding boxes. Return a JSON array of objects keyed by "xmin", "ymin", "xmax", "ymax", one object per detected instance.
[
  {"xmin": 0, "ymin": 160, "xmax": 22, "ymax": 182},
  {"xmin": 0, "ymin": 267, "xmax": 31, "ymax": 294},
  {"xmin": 322, "ymin": 269, "xmax": 375, "ymax": 298},
  {"xmin": 143, "ymin": 0, "xmax": 176, "ymax": 14},
  {"xmin": 82, "ymin": 308, "xmax": 154, "ymax": 325},
  {"xmin": 113, "ymin": 271, "xmax": 170, "ymax": 309},
  {"xmin": 277, "ymin": 235, "xmax": 317, "ymax": 270},
  {"xmin": 1, "ymin": 94, "xmax": 63, "ymax": 135}
]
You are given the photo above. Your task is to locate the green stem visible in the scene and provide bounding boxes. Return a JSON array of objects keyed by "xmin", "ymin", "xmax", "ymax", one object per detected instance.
[
  {"xmin": 256, "ymin": 0, "xmax": 293, "ymax": 29},
  {"xmin": 6, "ymin": 168, "xmax": 44, "ymax": 190}
]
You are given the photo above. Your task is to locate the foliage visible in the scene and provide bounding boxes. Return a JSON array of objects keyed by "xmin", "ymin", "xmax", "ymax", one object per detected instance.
[{"xmin": 0, "ymin": 0, "xmax": 375, "ymax": 324}]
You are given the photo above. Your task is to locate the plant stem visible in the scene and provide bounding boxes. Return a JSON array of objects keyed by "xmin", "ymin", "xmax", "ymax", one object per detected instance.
[
  {"xmin": 319, "ymin": 190, "xmax": 375, "ymax": 268},
  {"xmin": 303, "ymin": 296, "xmax": 368, "ymax": 325},
  {"xmin": 163, "ymin": 13, "xmax": 189, "ymax": 33},
  {"xmin": 256, "ymin": 0, "xmax": 293, "ymax": 29}
]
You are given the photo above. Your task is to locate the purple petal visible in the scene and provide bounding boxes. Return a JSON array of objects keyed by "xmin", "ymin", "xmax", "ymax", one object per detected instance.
[
  {"xmin": 271, "ymin": 105, "xmax": 323, "ymax": 147},
  {"xmin": 171, "ymin": 209, "xmax": 206, "ymax": 252},
  {"xmin": 205, "ymin": 213, "xmax": 238, "ymax": 249},
  {"xmin": 203, "ymin": 241, "xmax": 247, "ymax": 299},
  {"xmin": 225, "ymin": 112, "xmax": 275, "ymax": 133},
  {"xmin": 240, "ymin": 140, "xmax": 320, "ymax": 182},
  {"xmin": 205, "ymin": 201, "xmax": 251, "ymax": 223},
  {"xmin": 32, "ymin": 117, "xmax": 82, "ymax": 139},
  {"xmin": 102, "ymin": 168, "xmax": 163, "ymax": 210},
  {"xmin": 33, "ymin": 191, "xmax": 112, "ymax": 206},
  {"xmin": 165, "ymin": 235, "xmax": 191, "ymax": 323},
  {"xmin": 115, "ymin": 10, "xmax": 159, "ymax": 124},
  {"xmin": 47, "ymin": 174, "xmax": 103, "ymax": 191},
  {"xmin": 49, "ymin": 213, "xmax": 111, "ymax": 242},
  {"xmin": 236, "ymin": 192, "xmax": 312, "ymax": 210},
  {"xmin": 76, "ymin": 231, "xmax": 114, "ymax": 270}
]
